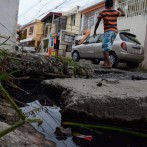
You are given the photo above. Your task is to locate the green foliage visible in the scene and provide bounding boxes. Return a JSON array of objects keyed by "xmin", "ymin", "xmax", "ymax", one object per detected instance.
[
  {"xmin": 63, "ymin": 122, "xmax": 147, "ymax": 138},
  {"xmin": 0, "ymin": 36, "xmax": 43, "ymax": 138},
  {"xmin": 0, "ymin": 36, "xmax": 10, "ymax": 47},
  {"xmin": 55, "ymin": 56, "xmax": 78, "ymax": 75}
]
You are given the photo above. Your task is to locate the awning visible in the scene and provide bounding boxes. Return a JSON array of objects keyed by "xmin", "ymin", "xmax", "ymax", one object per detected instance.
[{"xmin": 20, "ymin": 38, "xmax": 34, "ymax": 43}]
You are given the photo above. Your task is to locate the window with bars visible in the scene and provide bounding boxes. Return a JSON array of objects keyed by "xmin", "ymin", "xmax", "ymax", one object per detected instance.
[
  {"xmin": 29, "ymin": 26, "xmax": 34, "ymax": 35},
  {"xmin": 64, "ymin": 35, "xmax": 75, "ymax": 43},
  {"xmin": 71, "ymin": 14, "xmax": 75, "ymax": 26}
]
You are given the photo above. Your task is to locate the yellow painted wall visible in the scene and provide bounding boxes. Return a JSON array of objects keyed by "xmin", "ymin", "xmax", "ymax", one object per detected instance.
[
  {"xmin": 34, "ymin": 20, "xmax": 44, "ymax": 46},
  {"xmin": 63, "ymin": 6, "xmax": 81, "ymax": 34},
  {"xmin": 36, "ymin": 21, "xmax": 44, "ymax": 34},
  {"xmin": 51, "ymin": 22, "xmax": 56, "ymax": 34}
]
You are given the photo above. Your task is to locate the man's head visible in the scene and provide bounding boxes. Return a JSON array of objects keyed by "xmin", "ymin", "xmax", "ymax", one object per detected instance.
[{"xmin": 105, "ymin": 0, "xmax": 113, "ymax": 8}]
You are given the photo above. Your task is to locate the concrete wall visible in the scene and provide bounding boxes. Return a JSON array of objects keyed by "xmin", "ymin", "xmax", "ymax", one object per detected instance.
[
  {"xmin": 24, "ymin": 23, "xmax": 37, "ymax": 39},
  {"xmin": 62, "ymin": 6, "xmax": 81, "ymax": 34},
  {"xmin": 90, "ymin": 15, "xmax": 147, "ymax": 68},
  {"xmin": 35, "ymin": 21, "xmax": 44, "ymax": 46},
  {"xmin": 65, "ymin": 13, "xmax": 81, "ymax": 34},
  {"xmin": 0, "ymin": 0, "xmax": 19, "ymax": 50},
  {"xmin": 59, "ymin": 30, "xmax": 77, "ymax": 57},
  {"xmin": 51, "ymin": 22, "xmax": 56, "ymax": 34}
]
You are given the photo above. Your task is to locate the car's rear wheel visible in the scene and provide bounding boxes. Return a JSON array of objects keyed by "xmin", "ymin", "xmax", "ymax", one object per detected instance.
[
  {"xmin": 109, "ymin": 52, "xmax": 118, "ymax": 68},
  {"xmin": 127, "ymin": 62, "xmax": 139, "ymax": 68},
  {"xmin": 72, "ymin": 51, "xmax": 80, "ymax": 62}
]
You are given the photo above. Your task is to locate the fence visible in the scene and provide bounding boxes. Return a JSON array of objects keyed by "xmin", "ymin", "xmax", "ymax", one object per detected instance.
[{"xmin": 116, "ymin": 0, "xmax": 147, "ymax": 19}]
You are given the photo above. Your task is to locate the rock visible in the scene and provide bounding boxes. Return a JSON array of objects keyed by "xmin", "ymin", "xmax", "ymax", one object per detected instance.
[
  {"xmin": 0, "ymin": 122, "xmax": 37, "ymax": 147},
  {"xmin": 0, "ymin": 51, "xmax": 68, "ymax": 76},
  {"xmin": 42, "ymin": 79, "xmax": 147, "ymax": 125},
  {"xmin": 54, "ymin": 127, "xmax": 72, "ymax": 136},
  {"xmin": 74, "ymin": 63, "xmax": 94, "ymax": 78},
  {"xmin": 131, "ymin": 75, "xmax": 147, "ymax": 80},
  {"xmin": 79, "ymin": 59, "xmax": 93, "ymax": 64}
]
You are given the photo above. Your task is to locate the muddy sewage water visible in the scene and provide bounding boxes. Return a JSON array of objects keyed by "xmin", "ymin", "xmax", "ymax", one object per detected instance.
[{"xmin": 5, "ymin": 79, "xmax": 147, "ymax": 147}]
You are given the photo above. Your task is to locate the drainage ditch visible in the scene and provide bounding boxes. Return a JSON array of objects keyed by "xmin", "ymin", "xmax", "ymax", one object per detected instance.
[{"xmin": 4, "ymin": 79, "xmax": 147, "ymax": 147}]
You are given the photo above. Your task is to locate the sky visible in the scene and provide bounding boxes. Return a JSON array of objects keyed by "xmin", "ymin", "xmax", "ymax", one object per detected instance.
[{"xmin": 18, "ymin": 0, "xmax": 101, "ymax": 26}]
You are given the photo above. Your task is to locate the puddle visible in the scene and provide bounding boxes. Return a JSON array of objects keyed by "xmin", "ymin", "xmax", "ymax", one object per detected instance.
[
  {"xmin": 4, "ymin": 80, "xmax": 147, "ymax": 147},
  {"xmin": 21, "ymin": 100, "xmax": 79, "ymax": 147},
  {"xmin": 20, "ymin": 99, "xmax": 147, "ymax": 147}
]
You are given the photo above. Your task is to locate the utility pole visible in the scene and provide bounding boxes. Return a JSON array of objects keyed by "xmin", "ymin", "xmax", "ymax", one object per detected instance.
[
  {"xmin": 48, "ymin": 13, "xmax": 54, "ymax": 55},
  {"xmin": 75, "ymin": 8, "xmax": 79, "ymax": 34}
]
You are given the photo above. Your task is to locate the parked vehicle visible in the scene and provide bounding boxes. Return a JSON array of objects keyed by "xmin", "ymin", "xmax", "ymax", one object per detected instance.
[
  {"xmin": 17, "ymin": 44, "xmax": 36, "ymax": 53},
  {"xmin": 72, "ymin": 32, "xmax": 144, "ymax": 68}
]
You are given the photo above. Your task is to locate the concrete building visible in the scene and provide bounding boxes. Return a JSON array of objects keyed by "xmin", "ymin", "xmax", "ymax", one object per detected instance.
[
  {"xmin": 20, "ymin": 19, "xmax": 44, "ymax": 49},
  {"xmin": 0, "ymin": 0, "xmax": 19, "ymax": 50},
  {"xmin": 62, "ymin": 6, "xmax": 81, "ymax": 35},
  {"xmin": 38, "ymin": 12, "xmax": 62, "ymax": 55},
  {"xmin": 38, "ymin": 7, "xmax": 81, "ymax": 58},
  {"xmin": 79, "ymin": 0, "xmax": 111, "ymax": 44},
  {"xmin": 60, "ymin": 6, "xmax": 81, "ymax": 57}
]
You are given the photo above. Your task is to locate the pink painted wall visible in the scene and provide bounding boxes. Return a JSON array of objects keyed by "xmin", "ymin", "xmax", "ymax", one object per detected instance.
[{"xmin": 22, "ymin": 23, "xmax": 37, "ymax": 39}]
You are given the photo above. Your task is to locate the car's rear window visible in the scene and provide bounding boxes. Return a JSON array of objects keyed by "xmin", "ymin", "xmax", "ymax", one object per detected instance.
[{"xmin": 120, "ymin": 33, "xmax": 140, "ymax": 44}]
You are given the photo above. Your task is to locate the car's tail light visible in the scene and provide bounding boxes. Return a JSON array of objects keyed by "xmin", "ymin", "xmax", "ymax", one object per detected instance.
[{"xmin": 121, "ymin": 42, "xmax": 127, "ymax": 51}]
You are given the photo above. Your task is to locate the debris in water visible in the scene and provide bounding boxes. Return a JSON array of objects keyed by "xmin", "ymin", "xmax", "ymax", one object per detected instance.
[
  {"xmin": 53, "ymin": 105, "xmax": 57, "ymax": 109},
  {"xmin": 73, "ymin": 132, "xmax": 93, "ymax": 141},
  {"xmin": 54, "ymin": 127, "xmax": 72, "ymax": 136}
]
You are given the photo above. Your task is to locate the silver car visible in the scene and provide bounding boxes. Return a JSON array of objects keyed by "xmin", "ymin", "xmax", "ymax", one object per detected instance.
[{"xmin": 72, "ymin": 32, "xmax": 144, "ymax": 68}]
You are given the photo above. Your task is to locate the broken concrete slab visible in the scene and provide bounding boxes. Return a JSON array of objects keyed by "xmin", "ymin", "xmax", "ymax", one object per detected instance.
[
  {"xmin": 42, "ymin": 79, "xmax": 147, "ymax": 126},
  {"xmin": 91, "ymin": 64, "xmax": 126, "ymax": 73}
]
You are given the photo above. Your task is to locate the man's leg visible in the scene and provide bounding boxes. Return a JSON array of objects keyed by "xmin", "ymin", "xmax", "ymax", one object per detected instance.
[
  {"xmin": 103, "ymin": 51, "xmax": 112, "ymax": 68},
  {"xmin": 102, "ymin": 51, "xmax": 107, "ymax": 66}
]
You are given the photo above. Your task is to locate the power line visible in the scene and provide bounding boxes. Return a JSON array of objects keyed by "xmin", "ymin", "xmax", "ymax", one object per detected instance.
[
  {"xmin": 20, "ymin": 1, "xmax": 44, "ymax": 13},
  {"xmin": 19, "ymin": 0, "xmax": 42, "ymax": 18},
  {"xmin": 53, "ymin": 0, "xmax": 80, "ymax": 10},
  {"xmin": 32, "ymin": 0, "xmax": 54, "ymax": 20},
  {"xmin": 18, "ymin": 0, "xmax": 43, "ymax": 19},
  {"xmin": 23, "ymin": 0, "xmax": 68, "ymax": 26},
  {"xmin": 36, "ymin": 0, "xmax": 68, "ymax": 19}
]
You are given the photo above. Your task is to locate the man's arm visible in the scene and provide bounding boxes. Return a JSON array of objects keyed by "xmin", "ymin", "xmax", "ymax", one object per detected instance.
[
  {"xmin": 117, "ymin": 7, "xmax": 125, "ymax": 17},
  {"xmin": 94, "ymin": 18, "xmax": 101, "ymax": 38}
]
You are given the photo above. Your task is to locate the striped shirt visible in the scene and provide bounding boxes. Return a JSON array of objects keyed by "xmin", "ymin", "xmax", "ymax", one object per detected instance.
[{"xmin": 98, "ymin": 9, "xmax": 121, "ymax": 33}]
